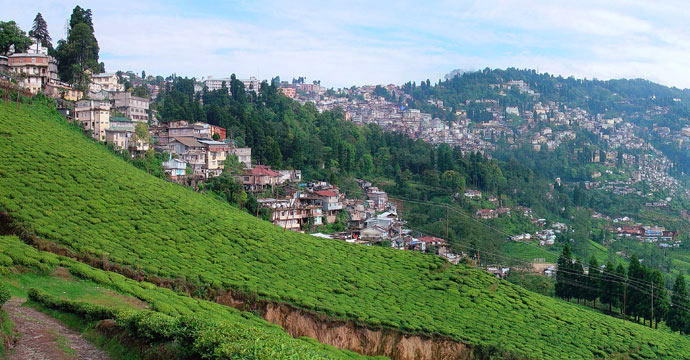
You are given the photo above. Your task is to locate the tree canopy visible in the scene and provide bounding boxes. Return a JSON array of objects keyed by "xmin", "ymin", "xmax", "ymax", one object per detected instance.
[
  {"xmin": 55, "ymin": 6, "xmax": 101, "ymax": 90},
  {"xmin": 28, "ymin": 13, "xmax": 51, "ymax": 50},
  {"xmin": 0, "ymin": 21, "xmax": 31, "ymax": 55}
]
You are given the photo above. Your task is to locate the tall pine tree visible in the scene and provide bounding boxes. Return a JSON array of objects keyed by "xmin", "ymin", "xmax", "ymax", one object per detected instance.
[
  {"xmin": 572, "ymin": 260, "xmax": 586, "ymax": 303},
  {"xmin": 627, "ymin": 254, "xmax": 645, "ymax": 322},
  {"xmin": 28, "ymin": 13, "xmax": 51, "ymax": 51}
]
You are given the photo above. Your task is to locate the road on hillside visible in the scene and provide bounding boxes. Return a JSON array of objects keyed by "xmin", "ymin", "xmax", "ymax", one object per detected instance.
[{"xmin": 4, "ymin": 298, "xmax": 110, "ymax": 360}]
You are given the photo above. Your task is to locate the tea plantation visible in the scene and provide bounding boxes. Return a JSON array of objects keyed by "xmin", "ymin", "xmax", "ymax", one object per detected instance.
[
  {"xmin": 3, "ymin": 100, "xmax": 690, "ymax": 358},
  {"xmin": 0, "ymin": 235, "xmax": 367, "ymax": 359}
]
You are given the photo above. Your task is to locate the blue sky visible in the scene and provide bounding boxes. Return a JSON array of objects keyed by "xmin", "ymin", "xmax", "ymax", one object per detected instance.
[{"xmin": 4, "ymin": 0, "xmax": 690, "ymax": 89}]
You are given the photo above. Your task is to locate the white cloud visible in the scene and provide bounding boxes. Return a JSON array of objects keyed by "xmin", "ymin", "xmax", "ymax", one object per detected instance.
[{"xmin": 4, "ymin": 0, "xmax": 690, "ymax": 88}]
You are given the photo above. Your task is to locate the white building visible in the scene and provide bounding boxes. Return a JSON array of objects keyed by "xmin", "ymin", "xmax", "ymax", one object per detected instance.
[
  {"xmin": 75, "ymin": 100, "xmax": 111, "ymax": 141},
  {"xmin": 90, "ymin": 73, "xmax": 124, "ymax": 93},
  {"xmin": 204, "ymin": 77, "xmax": 229, "ymax": 92},
  {"xmin": 204, "ymin": 76, "xmax": 262, "ymax": 94},
  {"xmin": 114, "ymin": 92, "xmax": 149, "ymax": 122},
  {"xmin": 229, "ymin": 147, "xmax": 252, "ymax": 168},
  {"xmin": 242, "ymin": 76, "xmax": 260, "ymax": 94}
]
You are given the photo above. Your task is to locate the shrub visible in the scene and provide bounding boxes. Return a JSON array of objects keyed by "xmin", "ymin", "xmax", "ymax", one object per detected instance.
[{"xmin": 0, "ymin": 282, "xmax": 9, "ymax": 306}]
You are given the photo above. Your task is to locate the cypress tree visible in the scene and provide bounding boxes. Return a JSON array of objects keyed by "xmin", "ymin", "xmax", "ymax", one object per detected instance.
[
  {"xmin": 627, "ymin": 254, "xmax": 644, "ymax": 322},
  {"xmin": 666, "ymin": 275, "xmax": 690, "ymax": 333},
  {"xmin": 615, "ymin": 263, "xmax": 627, "ymax": 317},
  {"xmin": 572, "ymin": 260, "xmax": 586, "ymax": 303},
  {"xmin": 651, "ymin": 270, "xmax": 669, "ymax": 329},
  {"xmin": 600, "ymin": 261, "xmax": 615, "ymax": 312},
  {"xmin": 555, "ymin": 243, "xmax": 573, "ymax": 300},
  {"xmin": 586, "ymin": 256, "xmax": 600, "ymax": 306},
  {"xmin": 54, "ymin": 6, "xmax": 100, "ymax": 89}
]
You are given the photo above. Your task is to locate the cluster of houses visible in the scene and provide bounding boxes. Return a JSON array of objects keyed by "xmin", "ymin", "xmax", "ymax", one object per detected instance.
[
  {"xmin": 0, "ymin": 40, "xmax": 158, "ymax": 154},
  {"xmin": 149, "ymin": 120, "xmax": 252, "ymax": 180},
  {"xmin": 252, "ymin": 177, "xmax": 460, "ymax": 263},
  {"xmin": 74, "ymin": 88, "xmax": 151, "ymax": 147},
  {"xmin": 508, "ymin": 223, "xmax": 567, "ymax": 246},
  {"xmin": 610, "ymin": 225, "xmax": 679, "ymax": 248}
]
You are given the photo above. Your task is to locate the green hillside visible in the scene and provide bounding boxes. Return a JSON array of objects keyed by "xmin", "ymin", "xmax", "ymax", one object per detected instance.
[
  {"xmin": 0, "ymin": 235, "xmax": 365, "ymax": 359},
  {"xmin": 3, "ymin": 99, "xmax": 690, "ymax": 358}
]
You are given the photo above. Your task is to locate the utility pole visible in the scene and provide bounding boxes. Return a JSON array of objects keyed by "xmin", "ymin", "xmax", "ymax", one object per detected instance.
[
  {"xmin": 445, "ymin": 205, "xmax": 449, "ymax": 241},
  {"xmin": 623, "ymin": 284, "xmax": 626, "ymax": 322},
  {"xmin": 651, "ymin": 283, "xmax": 654, "ymax": 328}
]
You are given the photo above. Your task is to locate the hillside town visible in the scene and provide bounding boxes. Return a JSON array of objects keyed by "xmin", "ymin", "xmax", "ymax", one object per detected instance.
[{"xmin": 2, "ymin": 31, "xmax": 689, "ymax": 275}]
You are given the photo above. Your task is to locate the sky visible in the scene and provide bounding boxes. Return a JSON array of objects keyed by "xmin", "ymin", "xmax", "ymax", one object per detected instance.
[{"xmin": 4, "ymin": 0, "xmax": 690, "ymax": 89}]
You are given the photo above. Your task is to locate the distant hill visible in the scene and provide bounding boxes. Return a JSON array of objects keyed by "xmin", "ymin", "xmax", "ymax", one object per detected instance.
[
  {"xmin": 2, "ymin": 99, "xmax": 690, "ymax": 358},
  {"xmin": 409, "ymin": 68, "xmax": 690, "ymax": 127}
]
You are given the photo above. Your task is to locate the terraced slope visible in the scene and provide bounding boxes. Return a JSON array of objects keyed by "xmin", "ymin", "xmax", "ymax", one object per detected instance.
[{"xmin": 3, "ymin": 100, "xmax": 690, "ymax": 358}]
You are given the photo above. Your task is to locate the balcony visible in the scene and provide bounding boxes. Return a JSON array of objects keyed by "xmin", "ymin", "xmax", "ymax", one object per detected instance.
[{"xmin": 323, "ymin": 202, "xmax": 343, "ymax": 211}]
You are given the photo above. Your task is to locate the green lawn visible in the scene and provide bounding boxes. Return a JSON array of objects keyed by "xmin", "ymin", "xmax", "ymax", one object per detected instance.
[{"xmin": 501, "ymin": 241, "xmax": 558, "ymax": 263}]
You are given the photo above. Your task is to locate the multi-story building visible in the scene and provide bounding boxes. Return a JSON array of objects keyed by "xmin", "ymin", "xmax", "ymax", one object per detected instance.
[
  {"xmin": 45, "ymin": 82, "xmax": 83, "ymax": 101},
  {"xmin": 198, "ymin": 140, "xmax": 229, "ymax": 178},
  {"xmin": 75, "ymin": 100, "xmax": 111, "ymax": 141},
  {"xmin": 109, "ymin": 116, "xmax": 136, "ymax": 132},
  {"xmin": 114, "ymin": 92, "xmax": 149, "ymax": 122},
  {"xmin": 105, "ymin": 116, "xmax": 150, "ymax": 151},
  {"xmin": 210, "ymin": 125, "xmax": 226, "ymax": 140},
  {"xmin": 257, "ymin": 197, "xmax": 323, "ymax": 231},
  {"xmin": 204, "ymin": 77, "xmax": 229, "ymax": 92},
  {"xmin": 242, "ymin": 76, "xmax": 260, "ymax": 93},
  {"xmin": 162, "ymin": 158, "xmax": 187, "ymax": 178},
  {"xmin": 90, "ymin": 73, "xmax": 124, "ymax": 92},
  {"xmin": 105, "ymin": 129, "xmax": 149, "ymax": 152},
  {"xmin": 366, "ymin": 188, "xmax": 388, "ymax": 211},
  {"xmin": 229, "ymin": 147, "xmax": 252, "ymax": 168},
  {"xmin": 204, "ymin": 76, "xmax": 262, "ymax": 94},
  {"xmin": 168, "ymin": 137, "xmax": 206, "ymax": 175},
  {"xmin": 242, "ymin": 165, "xmax": 281, "ymax": 192},
  {"xmin": 167, "ymin": 136, "xmax": 229, "ymax": 179},
  {"xmin": 7, "ymin": 53, "xmax": 52, "ymax": 94},
  {"xmin": 279, "ymin": 87, "xmax": 296, "ymax": 98}
]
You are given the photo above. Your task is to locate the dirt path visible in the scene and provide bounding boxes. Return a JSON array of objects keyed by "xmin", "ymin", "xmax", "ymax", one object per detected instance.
[{"xmin": 4, "ymin": 297, "xmax": 110, "ymax": 360}]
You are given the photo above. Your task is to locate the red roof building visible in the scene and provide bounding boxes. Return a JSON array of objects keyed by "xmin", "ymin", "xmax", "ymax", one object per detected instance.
[
  {"xmin": 418, "ymin": 236, "xmax": 445, "ymax": 245},
  {"xmin": 241, "ymin": 165, "xmax": 281, "ymax": 192},
  {"xmin": 315, "ymin": 190, "xmax": 338, "ymax": 198},
  {"xmin": 210, "ymin": 125, "xmax": 227, "ymax": 140}
]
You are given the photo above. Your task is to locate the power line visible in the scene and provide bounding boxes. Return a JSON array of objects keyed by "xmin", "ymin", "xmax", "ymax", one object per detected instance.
[
  {"xmin": 404, "ymin": 220, "xmax": 690, "ymax": 315},
  {"xmin": 392, "ymin": 195, "xmax": 667, "ymax": 290}
]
